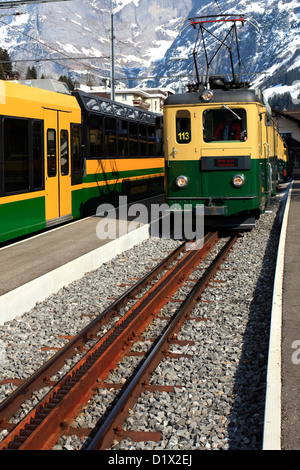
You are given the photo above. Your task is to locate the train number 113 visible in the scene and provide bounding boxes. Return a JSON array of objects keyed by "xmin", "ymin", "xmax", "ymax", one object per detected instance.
[{"xmin": 177, "ymin": 131, "xmax": 191, "ymax": 142}]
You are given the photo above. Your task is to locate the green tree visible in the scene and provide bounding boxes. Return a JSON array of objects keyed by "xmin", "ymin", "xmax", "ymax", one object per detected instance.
[
  {"xmin": 0, "ymin": 63, "xmax": 5, "ymax": 80},
  {"xmin": 26, "ymin": 66, "xmax": 37, "ymax": 79},
  {"xmin": 59, "ymin": 75, "xmax": 75, "ymax": 91},
  {"xmin": 0, "ymin": 47, "xmax": 12, "ymax": 74}
]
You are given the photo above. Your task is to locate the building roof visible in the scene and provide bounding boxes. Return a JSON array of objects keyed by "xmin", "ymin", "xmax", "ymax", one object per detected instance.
[
  {"xmin": 76, "ymin": 85, "xmax": 175, "ymax": 100},
  {"xmin": 283, "ymin": 111, "xmax": 300, "ymax": 122},
  {"xmin": 272, "ymin": 108, "xmax": 300, "ymax": 124}
]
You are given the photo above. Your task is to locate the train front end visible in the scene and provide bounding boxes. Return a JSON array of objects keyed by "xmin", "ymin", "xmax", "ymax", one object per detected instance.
[{"xmin": 163, "ymin": 85, "xmax": 273, "ymax": 230}]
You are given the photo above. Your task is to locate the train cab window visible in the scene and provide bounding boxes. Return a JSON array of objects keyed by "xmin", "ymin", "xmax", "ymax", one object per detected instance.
[
  {"xmin": 60, "ymin": 130, "xmax": 69, "ymax": 176},
  {"xmin": 4, "ymin": 118, "xmax": 30, "ymax": 193},
  {"xmin": 203, "ymin": 108, "xmax": 247, "ymax": 142},
  {"xmin": 176, "ymin": 110, "xmax": 191, "ymax": 144},
  {"xmin": 47, "ymin": 129, "xmax": 57, "ymax": 177}
]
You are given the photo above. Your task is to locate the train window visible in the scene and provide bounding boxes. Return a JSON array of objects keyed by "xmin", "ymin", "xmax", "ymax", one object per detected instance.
[
  {"xmin": 32, "ymin": 120, "xmax": 43, "ymax": 189},
  {"xmin": 118, "ymin": 120, "xmax": 128, "ymax": 157},
  {"xmin": 129, "ymin": 122, "xmax": 138, "ymax": 157},
  {"xmin": 60, "ymin": 130, "xmax": 69, "ymax": 176},
  {"xmin": 203, "ymin": 108, "xmax": 247, "ymax": 142},
  {"xmin": 89, "ymin": 128, "xmax": 103, "ymax": 158},
  {"xmin": 176, "ymin": 110, "xmax": 191, "ymax": 144},
  {"xmin": 47, "ymin": 129, "xmax": 57, "ymax": 177},
  {"xmin": 88, "ymin": 115, "xmax": 104, "ymax": 159},
  {"xmin": 71, "ymin": 124, "xmax": 83, "ymax": 185},
  {"xmin": 148, "ymin": 126, "xmax": 155, "ymax": 156},
  {"xmin": 72, "ymin": 125, "xmax": 81, "ymax": 172},
  {"xmin": 104, "ymin": 117, "xmax": 117, "ymax": 157},
  {"xmin": 139, "ymin": 124, "xmax": 148, "ymax": 156},
  {"xmin": 85, "ymin": 98, "xmax": 100, "ymax": 111},
  {"xmin": 4, "ymin": 118, "xmax": 30, "ymax": 193},
  {"xmin": 101, "ymin": 101, "xmax": 113, "ymax": 115},
  {"xmin": 155, "ymin": 117, "xmax": 163, "ymax": 157}
]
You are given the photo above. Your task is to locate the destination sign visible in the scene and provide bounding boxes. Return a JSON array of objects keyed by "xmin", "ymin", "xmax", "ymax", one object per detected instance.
[{"xmin": 214, "ymin": 158, "xmax": 238, "ymax": 168}]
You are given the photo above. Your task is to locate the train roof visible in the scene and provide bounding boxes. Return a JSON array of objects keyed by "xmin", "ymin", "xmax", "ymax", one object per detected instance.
[
  {"xmin": 17, "ymin": 78, "xmax": 71, "ymax": 95},
  {"xmin": 73, "ymin": 89, "xmax": 160, "ymax": 125},
  {"xmin": 164, "ymin": 88, "xmax": 264, "ymax": 107},
  {"xmin": 0, "ymin": 79, "xmax": 80, "ymax": 113}
]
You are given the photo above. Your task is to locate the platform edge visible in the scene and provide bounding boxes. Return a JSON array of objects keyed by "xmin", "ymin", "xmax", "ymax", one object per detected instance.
[
  {"xmin": 0, "ymin": 224, "xmax": 150, "ymax": 325},
  {"xmin": 262, "ymin": 182, "xmax": 292, "ymax": 450}
]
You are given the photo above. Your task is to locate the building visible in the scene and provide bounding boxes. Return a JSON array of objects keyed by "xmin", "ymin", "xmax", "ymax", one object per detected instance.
[
  {"xmin": 4, "ymin": 70, "xmax": 20, "ymax": 80},
  {"xmin": 272, "ymin": 109, "xmax": 300, "ymax": 171},
  {"xmin": 75, "ymin": 84, "xmax": 175, "ymax": 114}
]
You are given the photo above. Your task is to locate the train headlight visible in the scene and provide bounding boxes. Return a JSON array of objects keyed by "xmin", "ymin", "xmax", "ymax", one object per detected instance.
[
  {"xmin": 232, "ymin": 174, "xmax": 245, "ymax": 188},
  {"xmin": 176, "ymin": 175, "xmax": 188, "ymax": 188},
  {"xmin": 200, "ymin": 90, "xmax": 214, "ymax": 102}
]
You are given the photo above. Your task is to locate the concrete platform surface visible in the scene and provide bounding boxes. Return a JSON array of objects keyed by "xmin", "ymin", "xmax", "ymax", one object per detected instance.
[
  {"xmin": 0, "ymin": 194, "xmax": 164, "ymax": 324},
  {"xmin": 281, "ymin": 180, "xmax": 300, "ymax": 450}
]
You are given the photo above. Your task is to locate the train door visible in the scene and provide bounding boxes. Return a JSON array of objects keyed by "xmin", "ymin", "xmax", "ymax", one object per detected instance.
[
  {"xmin": 165, "ymin": 108, "xmax": 198, "ymax": 191},
  {"xmin": 44, "ymin": 108, "xmax": 72, "ymax": 225},
  {"xmin": 259, "ymin": 113, "xmax": 272, "ymax": 200}
]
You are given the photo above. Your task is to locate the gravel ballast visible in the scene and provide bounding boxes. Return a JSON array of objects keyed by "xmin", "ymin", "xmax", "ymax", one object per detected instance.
[{"xmin": 0, "ymin": 195, "xmax": 282, "ymax": 450}]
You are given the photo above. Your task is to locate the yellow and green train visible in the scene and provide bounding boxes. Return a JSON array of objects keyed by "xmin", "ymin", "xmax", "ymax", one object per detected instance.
[
  {"xmin": 0, "ymin": 80, "xmax": 164, "ymax": 243},
  {"xmin": 163, "ymin": 77, "xmax": 288, "ymax": 229}
]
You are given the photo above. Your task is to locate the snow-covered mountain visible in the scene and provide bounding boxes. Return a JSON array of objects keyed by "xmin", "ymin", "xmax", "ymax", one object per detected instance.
[
  {"xmin": 0, "ymin": 0, "xmax": 192, "ymax": 84},
  {"xmin": 150, "ymin": 0, "xmax": 300, "ymax": 103},
  {"xmin": 0, "ymin": 0, "xmax": 299, "ymax": 106}
]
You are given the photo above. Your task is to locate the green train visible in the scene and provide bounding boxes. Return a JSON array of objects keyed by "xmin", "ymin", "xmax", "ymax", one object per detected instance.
[
  {"xmin": 163, "ymin": 76, "xmax": 287, "ymax": 229},
  {"xmin": 163, "ymin": 14, "xmax": 289, "ymax": 229}
]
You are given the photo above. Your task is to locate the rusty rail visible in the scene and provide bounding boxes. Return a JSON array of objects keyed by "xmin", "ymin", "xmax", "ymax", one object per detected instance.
[
  {"xmin": 0, "ymin": 232, "xmax": 225, "ymax": 450},
  {"xmin": 0, "ymin": 240, "xmax": 187, "ymax": 424},
  {"xmin": 86, "ymin": 234, "xmax": 238, "ymax": 450}
]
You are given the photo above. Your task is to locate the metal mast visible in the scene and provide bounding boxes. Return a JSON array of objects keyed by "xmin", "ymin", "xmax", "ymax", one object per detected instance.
[{"xmin": 110, "ymin": 0, "xmax": 115, "ymax": 101}]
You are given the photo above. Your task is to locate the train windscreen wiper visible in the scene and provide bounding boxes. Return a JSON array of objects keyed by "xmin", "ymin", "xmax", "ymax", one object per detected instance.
[{"xmin": 222, "ymin": 104, "xmax": 242, "ymax": 120}]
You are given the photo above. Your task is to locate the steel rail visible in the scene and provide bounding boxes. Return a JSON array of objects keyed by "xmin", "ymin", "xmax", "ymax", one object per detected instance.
[
  {"xmin": 86, "ymin": 234, "xmax": 238, "ymax": 450},
  {"xmin": 0, "ymin": 240, "xmax": 187, "ymax": 424},
  {"xmin": 0, "ymin": 233, "xmax": 218, "ymax": 450}
]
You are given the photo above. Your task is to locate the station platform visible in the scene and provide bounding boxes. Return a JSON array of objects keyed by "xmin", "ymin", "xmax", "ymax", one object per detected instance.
[
  {"xmin": 281, "ymin": 178, "xmax": 300, "ymax": 450},
  {"xmin": 264, "ymin": 178, "xmax": 300, "ymax": 450},
  {"xmin": 0, "ymin": 194, "xmax": 164, "ymax": 325}
]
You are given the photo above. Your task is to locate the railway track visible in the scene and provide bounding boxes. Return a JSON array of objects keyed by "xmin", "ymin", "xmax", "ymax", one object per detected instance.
[{"xmin": 0, "ymin": 231, "xmax": 238, "ymax": 450}]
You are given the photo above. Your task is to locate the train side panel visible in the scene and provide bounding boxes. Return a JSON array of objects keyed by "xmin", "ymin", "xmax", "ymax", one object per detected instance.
[
  {"xmin": 0, "ymin": 82, "xmax": 164, "ymax": 243},
  {"xmin": 71, "ymin": 157, "xmax": 164, "ymax": 219},
  {"xmin": 0, "ymin": 81, "xmax": 82, "ymax": 242}
]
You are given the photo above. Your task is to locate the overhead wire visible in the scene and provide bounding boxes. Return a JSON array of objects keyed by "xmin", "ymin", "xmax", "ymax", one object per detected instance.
[
  {"xmin": 0, "ymin": 17, "xmax": 111, "ymax": 80},
  {"xmin": 214, "ymin": 0, "xmax": 223, "ymax": 15},
  {"xmin": 0, "ymin": 4, "xmax": 267, "ymax": 87}
]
